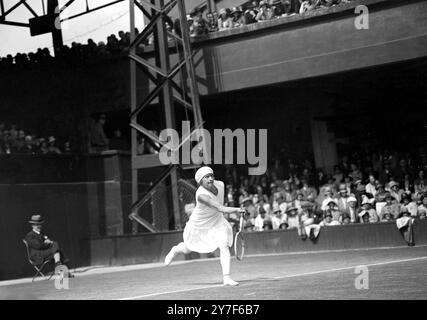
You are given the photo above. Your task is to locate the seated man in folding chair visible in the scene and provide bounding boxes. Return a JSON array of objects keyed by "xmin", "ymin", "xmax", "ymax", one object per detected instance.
[{"xmin": 24, "ymin": 214, "xmax": 73, "ymax": 277}]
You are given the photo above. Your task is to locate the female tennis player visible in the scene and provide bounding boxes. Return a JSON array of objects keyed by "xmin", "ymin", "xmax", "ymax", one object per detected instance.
[{"xmin": 164, "ymin": 166, "xmax": 245, "ymax": 286}]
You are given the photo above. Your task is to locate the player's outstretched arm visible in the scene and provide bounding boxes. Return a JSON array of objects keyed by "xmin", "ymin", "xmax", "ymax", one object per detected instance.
[{"xmin": 198, "ymin": 194, "xmax": 245, "ymax": 215}]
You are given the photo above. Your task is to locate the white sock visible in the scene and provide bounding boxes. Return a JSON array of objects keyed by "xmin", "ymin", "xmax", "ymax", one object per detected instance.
[
  {"xmin": 219, "ymin": 246, "xmax": 231, "ymax": 276},
  {"xmin": 220, "ymin": 247, "xmax": 238, "ymax": 285}
]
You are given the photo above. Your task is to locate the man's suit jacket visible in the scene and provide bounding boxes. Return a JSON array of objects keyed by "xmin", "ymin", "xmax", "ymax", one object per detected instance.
[{"xmin": 25, "ymin": 230, "xmax": 50, "ymax": 265}]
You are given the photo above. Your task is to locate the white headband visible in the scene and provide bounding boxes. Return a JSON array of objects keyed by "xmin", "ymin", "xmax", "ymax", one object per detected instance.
[{"xmin": 195, "ymin": 166, "xmax": 213, "ymax": 184}]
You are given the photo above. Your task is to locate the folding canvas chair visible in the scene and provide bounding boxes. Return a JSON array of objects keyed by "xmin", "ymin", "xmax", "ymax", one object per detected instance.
[{"xmin": 22, "ymin": 239, "xmax": 54, "ymax": 282}]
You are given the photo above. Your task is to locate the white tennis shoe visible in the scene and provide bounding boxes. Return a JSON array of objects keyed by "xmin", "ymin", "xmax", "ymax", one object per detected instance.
[{"xmin": 223, "ymin": 275, "xmax": 239, "ymax": 286}]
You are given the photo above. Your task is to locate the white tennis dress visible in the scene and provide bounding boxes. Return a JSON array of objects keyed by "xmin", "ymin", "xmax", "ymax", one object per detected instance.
[{"xmin": 183, "ymin": 180, "xmax": 233, "ymax": 253}]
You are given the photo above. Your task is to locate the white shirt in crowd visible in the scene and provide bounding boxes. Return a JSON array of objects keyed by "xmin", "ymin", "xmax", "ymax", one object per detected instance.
[
  {"xmin": 365, "ymin": 183, "xmax": 377, "ymax": 196},
  {"xmin": 254, "ymin": 214, "xmax": 265, "ymax": 231}
]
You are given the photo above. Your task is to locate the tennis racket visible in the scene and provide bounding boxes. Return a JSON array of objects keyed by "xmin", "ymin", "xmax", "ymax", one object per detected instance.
[{"xmin": 234, "ymin": 208, "xmax": 246, "ymax": 261}]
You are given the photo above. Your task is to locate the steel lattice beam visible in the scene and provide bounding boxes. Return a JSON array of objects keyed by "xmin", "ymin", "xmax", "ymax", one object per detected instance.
[
  {"xmin": 0, "ymin": 0, "xmax": 41, "ymax": 26},
  {"xmin": 0, "ymin": 0, "xmax": 125, "ymax": 26},
  {"xmin": 129, "ymin": 0, "xmax": 204, "ymax": 233}
]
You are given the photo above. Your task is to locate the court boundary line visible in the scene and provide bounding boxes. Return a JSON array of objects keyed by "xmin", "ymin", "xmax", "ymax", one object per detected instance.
[
  {"xmin": 118, "ymin": 255, "xmax": 427, "ymax": 300},
  {"xmin": 2, "ymin": 244, "xmax": 426, "ymax": 287}
]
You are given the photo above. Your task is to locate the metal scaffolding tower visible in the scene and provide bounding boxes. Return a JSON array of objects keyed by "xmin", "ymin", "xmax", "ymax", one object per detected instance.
[{"xmin": 128, "ymin": 0, "xmax": 204, "ymax": 233}]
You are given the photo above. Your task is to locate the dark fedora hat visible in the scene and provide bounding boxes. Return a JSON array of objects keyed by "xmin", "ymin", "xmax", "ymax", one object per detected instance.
[
  {"xmin": 189, "ymin": 6, "xmax": 206, "ymax": 16},
  {"xmin": 29, "ymin": 214, "xmax": 45, "ymax": 224}
]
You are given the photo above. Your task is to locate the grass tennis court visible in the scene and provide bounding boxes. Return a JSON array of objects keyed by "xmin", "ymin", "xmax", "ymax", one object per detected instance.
[{"xmin": 1, "ymin": 245, "xmax": 426, "ymax": 300}]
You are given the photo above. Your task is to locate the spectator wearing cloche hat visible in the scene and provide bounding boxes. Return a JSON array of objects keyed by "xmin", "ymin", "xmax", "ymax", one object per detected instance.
[
  {"xmin": 336, "ymin": 183, "xmax": 350, "ymax": 213},
  {"xmin": 379, "ymin": 192, "xmax": 400, "ymax": 221},
  {"xmin": 320, "ymin": 186, "xmax": 335, "ymax": 212},
  {"xmin": 358, "ymin": 196, "xmax": 379, "ymax": 223},
  {"xmin": 345, "ymin": 195, "xmax": 359, "ymax": 223},
  {"xmin": 286, "ymin": 206, "xmax": 299, "ymax": 229},
  {"xmin": 324, "ymin": 198, "xmax": 341, "ymax": 222},
  {"xmin": 400, "ymin": 193, "xmax": 419, "ymax": 217}
]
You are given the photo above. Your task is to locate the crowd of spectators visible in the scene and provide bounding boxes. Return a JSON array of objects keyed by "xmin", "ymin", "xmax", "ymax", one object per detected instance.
[
  {"xmin": 0, "ymin": 115, "xmax": 158, "ymax": 155},
  {"xmin": 0, "ymin": 0, "xmax": 356, "ymax": 70},
  {"xmin": 0, "ymin": 122, "xmax": 68, "ymax": 155},
  {"xmin": 0, "ymin": 30, "xmax": 133, "ymax": 71},
  {"xmin": 187, "ymin": 0, "xmax": 353, "ymax": 36},
  {"xmin": 220, "ymin": 147, "xmax": 427, "ymax": 240}
]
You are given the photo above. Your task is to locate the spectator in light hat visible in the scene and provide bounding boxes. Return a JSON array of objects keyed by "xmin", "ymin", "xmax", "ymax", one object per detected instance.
[
  {"xmin": 379, "ymin": 192, "xmax": 400, "ymax": 220},
  {"xmin": 285, "ymin": 206, "xmax": 299, "ymax": 229},
  {"xmin": 47, "ymin": 136, "xmax": 62, "ymax": 154},
  {"xmin": 358, "ymin": 210, "xmax": 370, "ymax": 224},
  {"xmin": 271, "ymin": 203, "xmax": 285, "ymax": 230},
  {"xmin": 325, "ymin": 198, "xmax": 341, "ymax": 222},
  {"xmin": 320, "ymin": 186, "xmax": 335, "ymax": 211},
  {"xmin": 346, "ymin": 195, "xmax": 358, "ymax": 223},
  {"xmin": 20, "ymin": 135, "xmax": 34, "ymax": 154},
  {"xmin": 359, "ymin": 196, "xmax": 379, "ymax": 223},
  {"xmin": 336, "ymin": 183, "xmax": 349, "ymax": 213}
]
